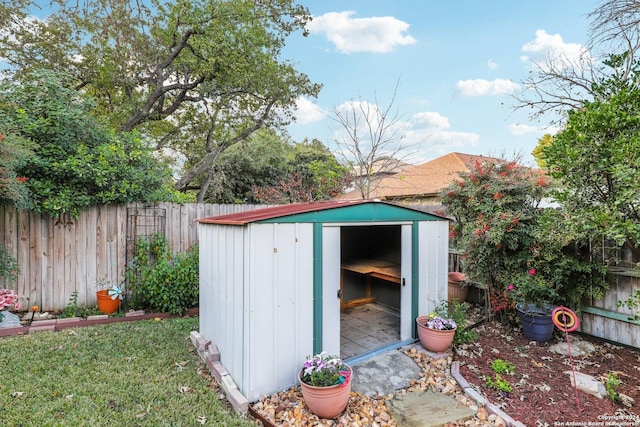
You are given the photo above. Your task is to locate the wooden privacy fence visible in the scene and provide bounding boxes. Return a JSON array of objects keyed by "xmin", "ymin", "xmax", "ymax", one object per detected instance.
[
  {"xmin": 581, "ymin": 272, "xmax": 640, "ymax": 348},
  {"xmin": 0, "ymin": 203, "xmax": 269, "ymax": 311}
]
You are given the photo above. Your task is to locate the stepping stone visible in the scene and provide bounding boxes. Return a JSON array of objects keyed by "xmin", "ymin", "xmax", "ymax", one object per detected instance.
[
  {"xmin": 387, "ymin": 390, "xmax": 475, "ymax": 427},
  {"xmin": 564, "ymin": 371, "xmax": 607, "ymax": 399},
  {"xmin": 549, "ymin": 337, "xmax": 595, "ymax": 357},
  {"xmin": 350, "ymin": 350, "xmax": 421, "ymax": 396}
]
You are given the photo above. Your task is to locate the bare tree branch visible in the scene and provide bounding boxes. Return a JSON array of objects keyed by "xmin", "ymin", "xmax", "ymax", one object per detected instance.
[{"xmin": 331, "ymin": 81, "xmax": 418, "ymax": 199}]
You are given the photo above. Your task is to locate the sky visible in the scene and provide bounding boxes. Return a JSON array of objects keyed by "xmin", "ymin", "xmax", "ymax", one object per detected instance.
[{"xmin": 283, "ymin": 1, "xmax": 600, "ymax": 166}]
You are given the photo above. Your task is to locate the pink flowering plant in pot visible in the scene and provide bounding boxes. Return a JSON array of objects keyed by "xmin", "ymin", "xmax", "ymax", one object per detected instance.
[
  {"xmin": 300, "ymin": 352, "xmax": 351, "ymax": 388},
  {"xmin": 298, "ymin": 352, "xmax": 352, "ymax": 418},
  {"xmin": 423, "ymin": 313, "xmax": 457, "ymax": 330},
  {"xmin": 0, "ymin": 288, "xmax": 21, "ymax": 320},
  {"xmin": 416, "ymin": 310, "xmax": 458, "ymax": 352}
]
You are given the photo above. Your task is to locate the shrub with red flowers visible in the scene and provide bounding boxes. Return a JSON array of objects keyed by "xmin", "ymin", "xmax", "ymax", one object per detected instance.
[
  {"xmin": 441, "ymin": 158, "xmax": 544, "ymax": 292},
  {"xmin": 441, "ymin": 158, "xmax": 608, "ymax": 311}
]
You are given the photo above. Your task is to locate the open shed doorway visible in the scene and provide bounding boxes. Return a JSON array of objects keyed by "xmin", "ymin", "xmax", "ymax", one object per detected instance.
[{"xmin": 339, "ymin": 225, "xmax": 405, "ymax": 359}]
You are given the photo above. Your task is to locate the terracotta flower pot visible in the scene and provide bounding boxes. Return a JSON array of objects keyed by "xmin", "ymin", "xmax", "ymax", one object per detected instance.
[
  {"xmin": 416, "ymin": 316, "xmax": 456, "ymax": 352},
  {"xmin": 448, "ymin": 281, "xmax": 469, "ymax": 303},
  {"xmin": 447, "ymin": 272, "xmax": 468, "ymax": 303},
  {"xmin": 96, "ymin": 289, "xmax": 120, "ymax": 314},
  {"xmin": 298, "ymin": 366, "xmax": 352, "ymax": 419}
]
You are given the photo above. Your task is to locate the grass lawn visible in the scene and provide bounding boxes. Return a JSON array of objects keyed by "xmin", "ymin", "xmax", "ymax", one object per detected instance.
[{"xmin": 0, "ymin": 317, "xmax": 257, "ymax": 426}]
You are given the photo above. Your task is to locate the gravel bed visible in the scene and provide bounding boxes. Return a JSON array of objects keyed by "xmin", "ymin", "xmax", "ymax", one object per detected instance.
[{"xmin": 250, "ymin": 347, "xmax": 506, "ymax": 426}]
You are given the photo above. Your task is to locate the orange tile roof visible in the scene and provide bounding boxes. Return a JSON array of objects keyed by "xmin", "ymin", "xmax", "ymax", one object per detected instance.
[{"xmin": 337, "ymin": 152, "xmax": 506, "ymax": 200}]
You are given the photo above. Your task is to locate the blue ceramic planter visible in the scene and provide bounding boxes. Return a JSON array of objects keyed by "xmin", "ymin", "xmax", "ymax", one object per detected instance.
[{"xmin": 516, "ymin": 303, "xmax": 555, "ymax": 342}]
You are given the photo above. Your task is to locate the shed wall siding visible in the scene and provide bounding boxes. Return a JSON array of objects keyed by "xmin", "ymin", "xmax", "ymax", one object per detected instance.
[
  {"xmin": 198, "ymin": 224, "xmax": 246, "ymax": 384},
  {"xmin": 417, "ymin": 221, "xmax": 449, "ymax": 315},
  {"xmin": 246, "ymin": 223, "xmax": 314, "ymax": 400}
]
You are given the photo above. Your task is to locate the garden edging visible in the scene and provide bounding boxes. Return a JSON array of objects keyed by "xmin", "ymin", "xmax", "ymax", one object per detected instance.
[
  {"xmin": 0, "ymin": 308, "xmax": 199, "ymax": 338},
  {"xmin": 452, "ymin": 361, "xmax": 527, "ymax": 427}
]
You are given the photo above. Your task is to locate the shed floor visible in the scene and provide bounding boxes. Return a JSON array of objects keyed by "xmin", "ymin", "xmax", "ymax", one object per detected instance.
[{"xmin": 340, "ymin": 303, "xmax": 400, "ymax": 359}]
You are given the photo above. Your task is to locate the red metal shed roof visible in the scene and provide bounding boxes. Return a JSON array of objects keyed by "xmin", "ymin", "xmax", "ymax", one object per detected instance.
[{"xmin": 196, "ymin": 200, "xmax": 370, "ymax": 225}]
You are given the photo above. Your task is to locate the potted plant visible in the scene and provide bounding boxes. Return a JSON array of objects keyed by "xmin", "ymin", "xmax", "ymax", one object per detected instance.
[
  {"xmin": 416, "ymin": 311, "xmax": 457, "ymax": 352},
  {"xmin": 298, "ymin": 352, "xmax": 352, "ymax": 419},
  {"xmin": 507, "ymin": 267, "xmax": 557, "ymax": 342},
  {"xmin": 447, "ymin": 271, "xmax": 468, "ymax": 303},
  {"xmin": 0, "ymin": 288, "xmax": 22, "ymax": 328},
  {"xmin": 96, "ymin": 282, "xmax": 124, "ymax": 314}
]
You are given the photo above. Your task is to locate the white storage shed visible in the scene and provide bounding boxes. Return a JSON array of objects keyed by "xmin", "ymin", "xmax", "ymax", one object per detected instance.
[{"xmin": 196, "ymin": 200, "xmax": 449, "ymax": 401}]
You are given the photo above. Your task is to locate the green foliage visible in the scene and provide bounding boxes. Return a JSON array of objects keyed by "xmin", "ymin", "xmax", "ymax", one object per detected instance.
[
  {"xmin": 441, "ymin": 159, "xmax": 545, "ymax": 290},
  {"xmin": 486, "ymin": 373, "xmax": 513, "ymax": 393},
  {"xmin": 434, "ymin": 300, "xmax": 479, "ymax": 345},
  {"xmin": 542, "ymin": 59, "xmax": 640, "ymax": 249},
  {"xmin": 441, "ymin": 159, "xmax": 608, "ymax": 310},
  {"xmin": 618, "ymin": 290, "xmax": 640, "ymax": 322},
  {"xmin": 287, "ymin": 139, "xmax": 349, "ymax": 201},
  {"xmin": 126, "ymin": 233, "xmax": 199, "ymax": 315},
  {"xmin": 605, "ymin": 371, "xmax": 620, "ymax": 403},
  {"xmin": 0, "ymin": 70, "xmax": 178, "ymax": 217},
  {"xmin": 0, "ymin": 244, "xmax": 18, "ymax": 287},
  {"xmin": 491, "ymin": 359, "xmax": 515, "ymax": 375},
  {"xmin": 58, "ymin": 290, "xmax": 101, "ymax": 319},
  {"xmin": 0, "ymin": 131, "xmax": 33, "ymax": 209},
  {"xmin": 1, "ymin": 0, "xmax": 321, "ymax": 197},
  {"xmin": 206, "ymin": 132, "xmax": 347, "ymax": 204}
]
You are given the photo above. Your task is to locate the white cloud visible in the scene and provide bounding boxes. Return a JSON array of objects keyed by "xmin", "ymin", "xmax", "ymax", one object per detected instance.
[
  {"xmin": 520, "ymin": 29, "xmax": 590, "ymax": 70},
  {"xmin": 404, "ymin": 111, "xmax": 479, "ymax": 162},
  {"xmin": 508, "ymin": 123, "xmax": 540, "ymax": 136},
  {"xmin": 306, "ymin": 11, "xmax": 416, "ymax": 54},
  {"xmin": 329, "ymin": 103, "xmax": 478, "ymax": 164},
  {"xmin": 508, "ymin": 122, "xmax": 560, "ymax": 137},
  {"xmin": 487, "ymin": 59, "xmax": 499, "ymax": 70},
  {"xmin": 292, "ymin": 97, "xmax": 327, "ymax": 125},
  {"xmin": 455, "ymin": 79, "xmax": 520, "ymax": 97},
  {"xmin": 411, "ymin": 112, "xmax": 450, "ymax": 129}
]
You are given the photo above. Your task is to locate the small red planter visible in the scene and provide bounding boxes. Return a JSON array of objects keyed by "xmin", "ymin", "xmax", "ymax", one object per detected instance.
[{"xmin": 96, "ymin": 290, "xmax": 120, "ymax": 314}]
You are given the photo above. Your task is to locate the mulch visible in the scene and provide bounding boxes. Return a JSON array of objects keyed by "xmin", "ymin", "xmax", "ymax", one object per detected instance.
[{"xmin": 454, "ymin": 316, "xmax": 640, "ymax": 426}]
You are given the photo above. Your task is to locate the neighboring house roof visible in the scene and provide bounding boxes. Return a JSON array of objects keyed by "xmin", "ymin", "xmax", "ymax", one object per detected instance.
[
  {"xmin": 337, "ymin": 152, "xmax": 505, "ymax": 201},
  {"xmin": 354, "ymin": 157, "xmax": 412, "ymax": 178}
]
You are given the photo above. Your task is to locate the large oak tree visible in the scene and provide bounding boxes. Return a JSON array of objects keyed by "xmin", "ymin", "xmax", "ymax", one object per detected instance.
[{"xmin": 1, "ymin": 0, "xmax": 321, "ymax": 201}]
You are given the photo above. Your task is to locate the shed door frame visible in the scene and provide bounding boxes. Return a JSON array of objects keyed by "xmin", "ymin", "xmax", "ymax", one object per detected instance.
[{"xmin": 318, "ymin": 222, "xmax": 414, "ymax": 356}]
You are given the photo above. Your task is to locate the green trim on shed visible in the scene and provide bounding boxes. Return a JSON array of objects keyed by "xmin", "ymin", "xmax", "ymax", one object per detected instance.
[
  {"xmin": 411, "ymin": 221, "xmax": 420, "ymax": 339},
  {"xmin": 259, "ymin": 202, "xmax": 442, "ymax": 224},
  {"xmin": 312, "ymin": 223, "xmax": 323, "ymax": 354}
]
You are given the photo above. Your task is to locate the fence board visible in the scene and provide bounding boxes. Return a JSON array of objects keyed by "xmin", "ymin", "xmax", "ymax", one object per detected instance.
[
  {"xmin": 0, "ymin": 203, "xmax": 271, "ymax": 311},
  {"xmin": 75, "ymin": 209, "xmax": 88, "ymax": 307},
  {"xmin": 52, "ymin": 215, "xmax": 66, "ymax": 311},
  {"xmin": 28, "ymin": 212, "xmax": 41, "ymax": 307},
  {"xmin": 85, "ymin": 206, "xmax": 98, "ymax": 303},
  {"xmin": 40, "ymin": 215, "xmax": 53, "ymax": 310},
  {"xmin": 17, "ymin": 210, "xmax": 29, "ymax": 298}
]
